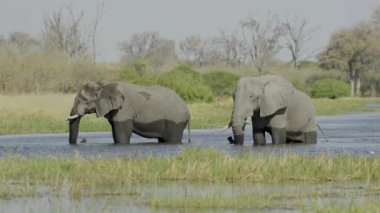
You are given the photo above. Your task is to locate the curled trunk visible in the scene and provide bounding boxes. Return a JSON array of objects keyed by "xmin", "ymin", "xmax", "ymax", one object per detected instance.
[{"xmin": 69, "ymin": 118, "xmax": 80, "ymax": 144}]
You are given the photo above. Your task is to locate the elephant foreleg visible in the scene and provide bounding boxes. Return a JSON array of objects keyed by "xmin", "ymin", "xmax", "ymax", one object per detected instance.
[
  {"xmin": 110, "ymin": 120, "xmax": 132, "ymax": 144},
  {"xmin": 253, "ymin": 129, "xmax": 266, "ymax": 146}
]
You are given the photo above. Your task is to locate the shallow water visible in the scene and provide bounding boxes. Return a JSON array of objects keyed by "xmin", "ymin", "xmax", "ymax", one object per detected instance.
[
  {"xmin": 0, "ymin": 112, "xmax": 379, "ymax": 158},
  {"xmin": 1, "ymin": 112, "xmax": 380, "ymax": 212}
]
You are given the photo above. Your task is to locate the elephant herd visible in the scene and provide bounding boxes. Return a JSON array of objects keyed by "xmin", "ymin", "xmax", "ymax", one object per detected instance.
[{"xmin": 68, "ymin": 75, "xmax": 319, "ymax": 145}]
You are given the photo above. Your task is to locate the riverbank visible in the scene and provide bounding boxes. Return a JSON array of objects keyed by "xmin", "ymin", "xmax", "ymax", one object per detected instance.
[{"xmin": 0, "ymin": 94, "xmax": 379, "ymax": 134}]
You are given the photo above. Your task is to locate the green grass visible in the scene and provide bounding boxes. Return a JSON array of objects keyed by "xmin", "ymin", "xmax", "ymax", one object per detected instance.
[
  {"xmin": 0, "ymin": 94, "xmax": 379, "ymax": 134},
  {"xmin": 1, "ymin": 148, "xmax": 380, "ymax": 187},
  {"xmin": 1, "ymin": 148, "xmax": 380, "ymax": 210}
]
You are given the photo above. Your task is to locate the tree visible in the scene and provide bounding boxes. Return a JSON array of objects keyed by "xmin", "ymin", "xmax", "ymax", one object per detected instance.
[
  {"xmin": 240, "ymin": 14, "xmax": 282, "ymax": 74},
  {"xmin": 119, "ymin": 31, "xmax": 176, "ymax": 66},
  {"xmin": 281, "ymin": 17, "xmax": 318, "ymax": 69},
  {"xmin": 8, "ymin": 32, "xmax": 39, "ymax": 50},
  {"xmin": 41, "ymin": 4, "xmax": 103, "ymax": 60},
  {"xmin": 371, "ymin": 5, "xmax": 380, "ymax": 29},
  {"xmin": 218, "ymin": 29, "xmax": 247, "ymax": 68},
  {"xmin": 318, "ymin": 23, "xmax": 380, "ymax": 97},
  {"xmin": 179, "ymin": 35, "xmax": 206, "ymax": 66}
]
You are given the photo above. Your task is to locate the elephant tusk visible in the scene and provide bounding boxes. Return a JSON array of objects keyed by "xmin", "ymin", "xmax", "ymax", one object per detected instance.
[
  {"xmin": 221, "ymin": 121, "xmax": 232, "ymax": 132},
  {"xmin": 67, "ymin": 115, "xmax": 80, "ymax": 121},
  {"xmin": 244, "ymin": 119, "xmax": 252, "ymax": 126}
]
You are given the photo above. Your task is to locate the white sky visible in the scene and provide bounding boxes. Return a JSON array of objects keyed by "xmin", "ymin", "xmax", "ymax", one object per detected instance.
[{"xmin": 0, "ymin": 0, "xmax": 379, "ymax": 62}]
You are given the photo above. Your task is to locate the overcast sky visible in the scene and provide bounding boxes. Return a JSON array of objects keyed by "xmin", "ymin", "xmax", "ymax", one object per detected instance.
[{"xmin": 0, "ymin": 0, "xmax": 379, "ymax": 62}]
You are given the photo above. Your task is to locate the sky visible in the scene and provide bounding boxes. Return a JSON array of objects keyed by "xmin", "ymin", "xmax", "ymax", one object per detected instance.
[{"xmin": 0, "ymin": 0, "xmax": 379, "ymax": 62}]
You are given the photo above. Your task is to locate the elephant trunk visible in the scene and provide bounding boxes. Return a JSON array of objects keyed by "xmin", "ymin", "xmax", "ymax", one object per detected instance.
[
  {"xmin": 230, "ymin": 107, "xmax": 245, "ymax": 145},
  {"xmin": 68, "ymin": 108, "xmax": 81, "ymax": 145},
  {"xmin": 69, "ymin": 118, "xmax": 81, "ymax": 144}
]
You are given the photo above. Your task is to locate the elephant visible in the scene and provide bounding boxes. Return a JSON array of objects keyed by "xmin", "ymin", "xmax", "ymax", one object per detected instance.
[
  {"xmin": 227, "ymin": 75, "xmax": 317, "ymax": 145},
  {"xmin": 67, "ymin": 81, "xmax": 191, "ymax": 144}
]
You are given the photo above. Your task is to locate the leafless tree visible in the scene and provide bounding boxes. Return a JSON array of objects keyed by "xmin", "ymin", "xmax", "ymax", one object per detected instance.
[
  {"xmin": 240, "ymin": 14, "xmax": 282, "ymax": 74},
  {"xmin": 41, "ymin": 6, "xmax": 89, "ymax": 58},
  {"xmin": 91, "ymin": 1, "xmax": 104, "ymax": 62},
  {"xmin": 179, "ymin": 35, "xmax": 208, "ymax": 66},
  {"xmin": 119, "ymin": 31, "xmax": 176, "ymax": 66},
  {"xmin": 371, "ymin": 5, "xmax": 380, "ymax": 29},
  {"xmin": 8, "ymin": 32, "xmax": 39, "ymax": 50},
  {"xmin": 281, "ymin": 17, "xmax": 318, "ymax": 69},
  {"xmin": 218, "ymin": 29, "xmax": 247, "ymax": 68}
]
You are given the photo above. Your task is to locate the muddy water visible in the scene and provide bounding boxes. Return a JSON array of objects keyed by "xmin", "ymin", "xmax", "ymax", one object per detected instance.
[
  {"xmin": 0, "ymin": 113, "xmax": 380, "ymax": 158},
  {"xmin": 0, "ymin": 112, "xmax": 379, "ymax": 212}
]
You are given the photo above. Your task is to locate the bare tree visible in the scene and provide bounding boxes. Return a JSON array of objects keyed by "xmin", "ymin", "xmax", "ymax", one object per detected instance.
[
  {"xmin": 119, "ymin": 31, "xmax": 176, "ymax": 66},
  {"xmin": 218, "ymin": 29, "xmax": 247, "ymax": 68},
  {"xmin": 8, "ymin": 32, "xmax": 39, "ymax": 50},
  {"xmin": 281, "ymin": 17, "xmax": 318, "ymax": 69},
  {"xmin": 42, "ymin": 6, "xmax": 89, "ymax": 58},
  {"xmin": 90, "ymin": 1, "xmax": 104, "ymax": 62},
  {"xmin": 240, "ymin": 14, "xmax": 282, "ymax": 74},
  {"xmin": 371, "ymin": 5, "xmax": 380, "ymax": 29},
  {"xmin": 179, "ymin": 35, "xmax": 207, "ymax": 66}
]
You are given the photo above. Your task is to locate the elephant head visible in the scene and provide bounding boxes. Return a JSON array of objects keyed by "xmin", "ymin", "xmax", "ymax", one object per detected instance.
[
  {"xmin": 68, "ymin": 82, "xmax": 124, "ymax": 144},
  {"xmin": 229, "ymin": 76, "xmax": 294, "ymax": 145}
]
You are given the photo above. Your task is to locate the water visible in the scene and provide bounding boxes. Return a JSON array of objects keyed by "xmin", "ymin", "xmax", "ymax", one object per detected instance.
[
  {"xmin": 0, "ymin": 112, "xmax": 379, "ymax": 212},
  {"xmin": 0, "ymin": 113, "xmax": 379, "ymax": 158}
]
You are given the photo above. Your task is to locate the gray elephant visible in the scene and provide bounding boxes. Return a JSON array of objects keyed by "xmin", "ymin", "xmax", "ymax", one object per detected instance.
[
  {"xmin": 227, "ymin": 75, "xmax": 317, "ymax": 145},
  {"xmin": 67, "ymin": 81, "xmax": 190, "ymax": 144}
]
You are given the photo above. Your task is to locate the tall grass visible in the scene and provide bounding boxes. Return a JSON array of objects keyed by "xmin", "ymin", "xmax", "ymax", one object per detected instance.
[{"xmin": 1, "ymin": 148, "xmax": 380, "ymax": 193}]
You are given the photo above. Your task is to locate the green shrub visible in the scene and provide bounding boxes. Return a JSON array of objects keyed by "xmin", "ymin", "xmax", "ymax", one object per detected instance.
[
  {"xmin": 157, "ymin": 66, "xmax": 214, "ymax": 102},
  {"xmin": 202, "ymin": 71, "xmax": 240, "ymax": 97},
  {"xmin": 119, "ymin": 61, "xmax": 157, "ymax": 86},
  {"xmin": 311, "ymin": 79, "xmax": 350, "ymax": 99}
]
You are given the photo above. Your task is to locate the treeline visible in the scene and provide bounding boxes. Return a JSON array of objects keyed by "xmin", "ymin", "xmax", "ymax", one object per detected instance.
[{"xmin": 0, "ymin": 5, "xmax": 380, "ymax": 99}]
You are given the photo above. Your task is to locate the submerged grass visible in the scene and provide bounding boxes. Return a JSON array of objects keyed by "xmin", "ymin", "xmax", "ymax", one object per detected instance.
[{"xmin": 0, "ymin": 94, "xmax": 379, "ymax": 134}]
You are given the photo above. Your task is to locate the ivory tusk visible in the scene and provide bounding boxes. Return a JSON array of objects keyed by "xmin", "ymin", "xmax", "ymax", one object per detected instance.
[{"xmin": 67, "ymin": 115, "xmax": 79, "ymax": 121}]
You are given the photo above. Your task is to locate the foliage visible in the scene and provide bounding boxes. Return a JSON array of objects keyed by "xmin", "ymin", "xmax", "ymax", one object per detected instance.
[
  {"xmin": 202, "ymin": 71, "xmax": 240, "ymax": 97},
  {"xmin": 318, "ymin": 23, "xmax": 380, "ymax": 96},
  {"xmin": 310, "ymin": 79, "xmax": 350, "ymax": 99},
  {"xmin": 157, "ymin": 66, "xmax": 214, "ymax": 102}
]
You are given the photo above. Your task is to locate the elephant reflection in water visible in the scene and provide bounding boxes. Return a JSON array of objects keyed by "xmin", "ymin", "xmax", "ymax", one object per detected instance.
[
  {"xmin": 227, "ymin": 75, "xmax": 318, "ymax": 145},
  {"xmin": 68, "ymin": 81, "xmax": 190, "ymax": 144}
]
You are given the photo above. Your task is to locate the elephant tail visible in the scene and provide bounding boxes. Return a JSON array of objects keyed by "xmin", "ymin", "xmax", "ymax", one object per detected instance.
[
  {"xmin": 187, "ymin": 119, "xmax": 191, "ymax": 143},
  {"xmin": 317, "ymin": 123, "xmax": 329, "ymax": 142}
]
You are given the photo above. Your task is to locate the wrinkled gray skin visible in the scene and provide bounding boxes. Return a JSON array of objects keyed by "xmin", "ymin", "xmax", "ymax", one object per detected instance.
[
  {"xmin": 68, "ymin": 81, "xmax": 190, "ymax": 144},
  {"xmin": 228, "ymin": 75, "xmax": 317, "ymax": 145}
]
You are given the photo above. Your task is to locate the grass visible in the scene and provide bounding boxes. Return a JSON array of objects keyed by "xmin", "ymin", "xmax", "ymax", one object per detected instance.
[
  {"xmin": 0, "ymin": 94, "xmax": 379, "ymax": 134},
  {"xmin": 1, "ymin": 148, "xmax": 380, "ymax": 187},
  {"xmin": 1, "ymin": 148, "xmax": 380, "ymax": 210}
]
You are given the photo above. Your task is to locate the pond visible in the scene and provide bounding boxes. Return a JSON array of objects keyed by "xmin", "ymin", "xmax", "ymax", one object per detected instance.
[{"xmin": 0, "ymin": 112, "xmax": 379, "ymax": 212}]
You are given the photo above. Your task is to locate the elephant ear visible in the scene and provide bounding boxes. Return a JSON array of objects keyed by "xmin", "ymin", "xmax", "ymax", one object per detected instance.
[
  {"xmin": 260, "ymin": 80, "xmax": 293, "ymax": 117},
  {"xmin": 96, "ymin": 83, "xmax": 125, "ymax": 117}
]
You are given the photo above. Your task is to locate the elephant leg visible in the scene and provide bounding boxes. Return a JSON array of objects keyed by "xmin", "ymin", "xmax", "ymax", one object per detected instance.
[
  {"xmin": 110, "ymin": 120, "xmax": 133, "ymax": 144},
  {"xmin": 271, "ymin": 128, "xmax": 286, "ymax": 145},
  {"xmin": 253, "ymin": 129, "xmax": 266, "ymax": 146},
  {"xmin": 162, "ymin": 121, "xmax": 185, "ymax": 144}
]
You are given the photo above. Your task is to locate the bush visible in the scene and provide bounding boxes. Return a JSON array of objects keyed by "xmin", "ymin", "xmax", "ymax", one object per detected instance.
[
  {"xmin": 0, "ymin": 47, "xmax": 106, "ymax": 94},
  {"xmin": 119, "ymin": 60, "xmax": 158, "ymax": 86},
  {"xmin": 202, "ymin": 71, "xmax": 240, "ymax": 97},
  {"xmin": 157, "ymin": 66, "xmax": 214, "ymax": 102},
  {"xmin": 311, "ymin": 79, "xmax": 350, "ymax": 99}
]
